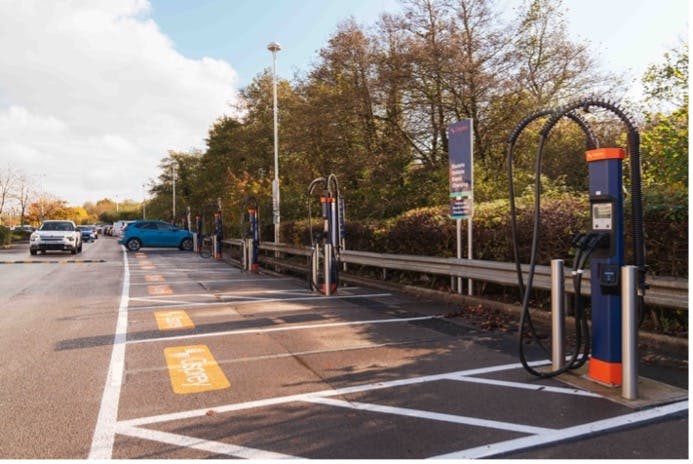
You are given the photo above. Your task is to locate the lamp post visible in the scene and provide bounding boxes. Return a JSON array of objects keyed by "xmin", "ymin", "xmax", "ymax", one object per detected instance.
[
  {"xmin": 267, "ymin": 41, "xmax": 281, "ymax": 244},
  {"xmin": 172, "ymin": 164, "xmax": 177, "ymax": 223},
  {"xmin": 142, "ymin": 183, "xmax": 147, "ymax": 220}
]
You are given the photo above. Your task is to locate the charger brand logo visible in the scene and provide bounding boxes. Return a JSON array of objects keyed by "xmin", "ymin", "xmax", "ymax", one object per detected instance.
[
  {"xmin": 155, "ymin": 310, "xmax": 194, "ymax": 330},
  {"xmin": 164, "ymin": 345, "xmax": 230, "ymax": 394}
]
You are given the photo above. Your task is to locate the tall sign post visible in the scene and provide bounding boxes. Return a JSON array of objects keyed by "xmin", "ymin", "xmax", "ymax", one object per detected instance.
[{"xmin": 448, "ymin": 119, "xmax": 474, "ymax": 295}]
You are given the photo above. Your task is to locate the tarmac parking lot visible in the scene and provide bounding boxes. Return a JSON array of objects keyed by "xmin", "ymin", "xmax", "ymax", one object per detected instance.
[{"xmin": 90, "ymin": 246, "xmax": 688, "ymax": 459}]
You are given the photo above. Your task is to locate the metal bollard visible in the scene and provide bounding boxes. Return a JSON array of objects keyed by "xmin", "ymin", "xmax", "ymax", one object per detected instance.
[
  {"xmin": 622, "ymin": 265, "xmax": 638, "ymax": 400},
  {"xmin": 324, "ymin": 243, "xmax": 332, "ymax": 296},
  {"xmin": 551, "ymin": 259, "xmax": 566, "ymax": 371},
  {"xmin": 193, "ymin": 234, "xmax": 198, "ymax": 253}
]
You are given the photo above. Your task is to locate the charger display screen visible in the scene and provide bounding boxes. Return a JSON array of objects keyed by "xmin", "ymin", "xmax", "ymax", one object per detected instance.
[{"xmin": 592, "ymin": 203, "xmax": 612, "ymax": 230}]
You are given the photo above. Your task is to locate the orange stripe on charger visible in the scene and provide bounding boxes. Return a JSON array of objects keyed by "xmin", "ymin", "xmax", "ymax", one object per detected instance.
[
  {"xmin": 585, "ymin": 148, "xmax": 626, "ymax": 163},
  {"xmin": 588, "ymin": 357, "xmax": 622, "ymax": 386}
]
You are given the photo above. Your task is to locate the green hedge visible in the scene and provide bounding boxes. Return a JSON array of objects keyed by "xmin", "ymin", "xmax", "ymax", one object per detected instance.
[
  {"xmin": 0, "ymin": 226, "xmax": 11, "ymax": 247},
  {"xmin": 274, "ymin": 191, "xmax": 687, "ymax": 278}
]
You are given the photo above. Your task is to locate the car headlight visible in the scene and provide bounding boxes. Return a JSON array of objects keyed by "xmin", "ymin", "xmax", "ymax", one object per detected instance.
[
  {"xmin": 30, "ymin": 234, "xmax": 39, "ymax": 242},
  {"xmin": 66, "ymin": 235, "xmax": 75, "ymax": 241}
]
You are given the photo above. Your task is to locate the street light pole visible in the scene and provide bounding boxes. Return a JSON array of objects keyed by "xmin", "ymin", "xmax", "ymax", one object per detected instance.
[
  {"xmin": 142, "ymin": 183, "xmax": 147, "ymax": 220},
  {"xmin": 172, "ymin": 164, "xmax": 177, "ymax": 223},
  {"xmin": 267, "ymin": 41, "xmax": 281, "ymax": 244}
]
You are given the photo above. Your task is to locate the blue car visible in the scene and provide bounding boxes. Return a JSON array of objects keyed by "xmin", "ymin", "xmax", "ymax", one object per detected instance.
[
  {"xmin": 119, "ymin": 220, "xmax": 193, "ymax": 252},
  {"xmin": 78, "ymin": 225, "xmax": 97, "ymax": 242}
]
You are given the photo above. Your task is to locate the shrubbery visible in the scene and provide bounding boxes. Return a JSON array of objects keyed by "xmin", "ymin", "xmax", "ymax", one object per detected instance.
[
  {"xmin": 0, "ymin": 226, "xmax": 11, "ymax": 247},
  {"xmin": 272, "ymin": 192, "xmax": 687, "ymax": 278}
]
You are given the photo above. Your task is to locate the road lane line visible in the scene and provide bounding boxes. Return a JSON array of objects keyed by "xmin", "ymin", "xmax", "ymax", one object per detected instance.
[
  {"xmin": 155, "ymin": 310, "xmax": 195, "ymax": 330},
  {"xmin": 164, "ymin": 345, "xmax": 230, "ymax": 394},
  {"xmin": 116, "ymin": 425, "xmax": 299, "ymax": 459},
  {"xmin": 126, "ymin": 315, "xmax": 438, "ymax": 345},
  {"xmin": 89, "ymin": 245, "xmax": 130, "ymax": 459},
  {"xmin": 303, "ymin": 397, "xmax": 555, "ymax": 435},
  {"xmin": 431, "ymin": 400, "xmax": 689, "ymax": 459}
]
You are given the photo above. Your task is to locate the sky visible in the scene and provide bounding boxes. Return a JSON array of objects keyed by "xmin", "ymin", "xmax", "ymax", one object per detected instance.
[{"xmin": 0, "ymin": 0, "xmax": 688, "ymax": 208}]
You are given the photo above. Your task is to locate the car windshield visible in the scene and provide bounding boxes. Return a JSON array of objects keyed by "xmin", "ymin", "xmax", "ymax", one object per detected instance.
[{"xmin": 40, "ymin": 222, "xmax": 73, "ymax": 231}]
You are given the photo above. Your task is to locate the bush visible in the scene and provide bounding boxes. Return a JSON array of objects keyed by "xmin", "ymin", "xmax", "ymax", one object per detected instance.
[
  {"xmin": 0, "ymin": 226, "xmax": 11, "ymax": 247},
  {"xmin": 267, "ymin": 190, "xmax": 686, "ymax": 278}
]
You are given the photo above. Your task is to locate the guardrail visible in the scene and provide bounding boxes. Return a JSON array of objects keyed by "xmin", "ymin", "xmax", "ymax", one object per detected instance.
[{"xmin": 222, "ymin": 240, "xmax": 687, "ymax": 310}]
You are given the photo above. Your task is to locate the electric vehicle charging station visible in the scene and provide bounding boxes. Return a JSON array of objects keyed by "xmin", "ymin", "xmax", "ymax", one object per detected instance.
[
  {"xmin": 508, "ymin": 98, "xmax": 647, "ymax": 399},
  {"xmin": 307, "ymin": 174, "xmax": 343, "ymax": 295},
  {"xmin": 193, "ymin": 200, "xmax": 223, "ymax": 259},
  {"xmin": 213, "ymin": 198, "xmax": 223, "ymax": 260},
  {"xmin": 241, "ymin": 196, "xmax": 260, "ymax": 273}
]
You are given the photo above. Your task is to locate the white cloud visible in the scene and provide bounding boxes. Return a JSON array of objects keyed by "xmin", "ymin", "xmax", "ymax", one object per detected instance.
[{"xmin": 0, "ymin": 0, "xmax": 238, "ymax": 206}]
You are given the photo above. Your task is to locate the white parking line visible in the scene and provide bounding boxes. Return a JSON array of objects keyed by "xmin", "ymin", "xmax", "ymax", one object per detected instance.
[
  {"xmin": 117, "ymin": 361, "xmax": 552, "ymax": 428},
  {"xmin": 303, "ymin": 397, "xmax": 555, "ymax": 435},
  {"xmin": 127, "ymin": 292, "xmax": 394, "ymax": 311},
  {"xmin": 116, "ymin": 425, "xmax": 300, "ymax": 459},
  {"xmin": 89, "ymin": 246, "xmax": 130, "ymax": 459},
  {"xmin": 450, "ymin": 375, "xmax": 601, "ymax": 398},
  {"xmin": 432, "ymin": 400, "xmax": 689, "ymax": 459},
  {"xmin": 126, "ymin": 315, "xmax": 439, "ymax": 345}
]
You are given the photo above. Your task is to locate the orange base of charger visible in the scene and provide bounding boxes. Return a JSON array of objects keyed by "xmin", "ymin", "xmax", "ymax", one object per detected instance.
[{"xmin": 588, "ymin": 357, "xmax": 622, "ymax": 386}]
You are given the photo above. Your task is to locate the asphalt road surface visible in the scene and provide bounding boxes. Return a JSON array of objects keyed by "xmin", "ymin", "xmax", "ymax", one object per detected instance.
[{"xmin": 0, "ymin": 237, "xmax": 688, "ymax": 459}]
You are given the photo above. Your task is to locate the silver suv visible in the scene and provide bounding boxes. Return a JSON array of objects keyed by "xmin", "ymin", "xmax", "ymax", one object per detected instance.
[{"xmin": 29, "ymin": 220, "xmax": 83, "ymax": 255}]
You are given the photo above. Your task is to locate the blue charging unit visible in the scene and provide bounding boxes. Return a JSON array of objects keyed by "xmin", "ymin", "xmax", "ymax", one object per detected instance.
[{"xmin": 586, "ymin": 148, "xmax": 626, "ymax": 384}]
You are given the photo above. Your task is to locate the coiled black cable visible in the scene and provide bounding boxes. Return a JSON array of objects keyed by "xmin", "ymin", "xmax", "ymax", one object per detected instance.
[{"xmin": 508, "ymin": 109, "xmax": 599, "ymax": 376}]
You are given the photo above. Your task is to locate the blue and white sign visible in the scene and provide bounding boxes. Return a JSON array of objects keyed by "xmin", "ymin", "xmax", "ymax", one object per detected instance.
[{"xmin": 448, "ymin": 119, "xmax": 473, "ymax": 219}]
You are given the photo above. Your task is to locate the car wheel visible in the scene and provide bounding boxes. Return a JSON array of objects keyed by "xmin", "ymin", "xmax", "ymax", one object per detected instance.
[
  {"xmin": 30, "ymin": 249, "xmax": 37, "ymax": 256},
  {"xmin": 180, "ymin": 238, "xmax": 193, "ymax": 251},
  {"xmin": 127, "ymin": 238, "xmax": 141, "ymax": 251},
  {"xmin": 71, "ymin": 247, "xmax": 77, "ymax": 255}
]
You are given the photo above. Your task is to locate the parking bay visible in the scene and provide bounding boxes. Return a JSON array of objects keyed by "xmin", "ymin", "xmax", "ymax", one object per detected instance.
[{"xmin": 96, "ymin": 249, "xmax": 688, "ymax": 459}]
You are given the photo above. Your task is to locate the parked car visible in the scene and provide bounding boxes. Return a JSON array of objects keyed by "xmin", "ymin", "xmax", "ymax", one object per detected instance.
[
  {"xmin": 78, "ymin": 225, "xmax": 97, "ymax": 242},
  {"xmin": 118, "ymin": 220, "xmax": 193, "ymax": 252},
  {"xmin": 29, "ymin": 220, "xmax": 82, "ymax": 255},
  {"xmin": 113, "ymin": 220, "xmax": 135, "ymax": 237}
]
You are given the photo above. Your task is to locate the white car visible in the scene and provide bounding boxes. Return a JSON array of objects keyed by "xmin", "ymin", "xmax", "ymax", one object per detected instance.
[
  {"xmin": 29, "ymin": 220, "xmax": 83, "ymax": 255},
  {"xmin": 112, "ymin": 220, "xmax": 135, "ymax": 237}
]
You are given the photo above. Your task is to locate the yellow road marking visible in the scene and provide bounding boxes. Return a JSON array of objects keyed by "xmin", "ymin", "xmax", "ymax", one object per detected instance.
[
  {"xmin": 145, "ymin": 274, "xmax": 165, "ymax": 282},
  {"xmin": 154, "ymin": 310, "xmax": 195, "ymax": 330},
  {"xmin": 140, "ymin": 265, "xmax": 157, "ymax": 270},
  {"xmin": 147, "ymin": 285, "xmax": 173, "ymax": 295},
  {"xmin": 135, "ymin": 253, "xmax": 148, "ymax": 259},
  {"xmin": 139, "ymin": 260, "xmax": 153, "ymax": 266},
  {"xmin": 164, "ymin": 345, "xmax": 230, "ymax": 394}
]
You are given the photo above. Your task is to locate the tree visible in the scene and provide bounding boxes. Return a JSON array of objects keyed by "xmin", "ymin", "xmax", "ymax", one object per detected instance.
[
  {"xmin": 640, "ymin": 42, "xmax": 688, "ymax": 191},
  {"xmin": 13, "ymin": 173, "xmax": 34, "ymax": 226},
  {"xmin": 0, "ymin": 165, "xmax": 16, "ymax": 218}
]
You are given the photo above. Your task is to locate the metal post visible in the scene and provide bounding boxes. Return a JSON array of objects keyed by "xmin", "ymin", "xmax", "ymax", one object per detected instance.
[
  {"xmin": 268, "ymin": 42, "xmax": 281, "ymax": 246},
  {"xmin": 324, "ymin": 243, "xmax": 332, "ymax": 296},
  {"xmin": 551, "ymin": 259, "xmax": 566, "ymax": 370},
  {"xmin": 172, "ymin": 165, "xmax": 176, "ymax": 222},
  {"xmin": 456, "ymin": 219, "xmax": 462, "ymax": 294},
  {"xmin": 467, "ymin": 217, "xmax": 473, "ymax": 295},
  {"xmin": 622, "ymin": 265, "xmax": 639, "ymax": 400}
]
